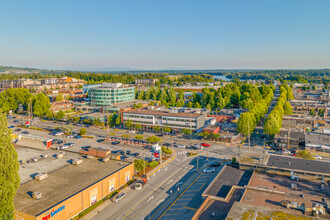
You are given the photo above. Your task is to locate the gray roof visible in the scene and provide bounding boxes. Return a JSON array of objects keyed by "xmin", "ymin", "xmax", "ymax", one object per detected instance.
[
  {"xmin": 305, "ymin": 132, "xmax": 330, "ymax": 146},
  {"xmin": 267, "ymin": 155, "xmax": 330, "ymax": 174}
]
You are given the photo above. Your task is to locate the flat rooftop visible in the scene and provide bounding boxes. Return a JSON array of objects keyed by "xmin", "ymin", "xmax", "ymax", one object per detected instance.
[
  {"xmin": 123, "ymin": 108, "xmax": 203, "ymax": 118},
  {"xmin": 14, "ymin": 158, "xmax": 131, "ymax": 216},
  {"xmin": 267, "ymin": 155, "xmax": 330, "ymax": 174},
  {"xmin": 249, "ymin": 172, "xmax": 329, "ymax": 198},
  {"xmin": 203, "ymin": 166, "xmax": 252, "ymax": 198}
]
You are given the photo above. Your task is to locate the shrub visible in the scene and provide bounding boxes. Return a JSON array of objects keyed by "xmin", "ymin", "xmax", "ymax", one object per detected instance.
[{"xmin": 148, "ymin": 161, "xmax": 159, "ymax": 168}]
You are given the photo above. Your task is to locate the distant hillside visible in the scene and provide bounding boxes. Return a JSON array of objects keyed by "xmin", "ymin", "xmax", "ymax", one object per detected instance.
[{"xmin": 0, "ymin": 65, "xmax": 65, "ymax": 74}]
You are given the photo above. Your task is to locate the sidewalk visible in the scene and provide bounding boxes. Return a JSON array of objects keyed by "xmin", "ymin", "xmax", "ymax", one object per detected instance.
[{"xmin": 81, "ymin": 151, "xmax": 177, "ymax": 220}]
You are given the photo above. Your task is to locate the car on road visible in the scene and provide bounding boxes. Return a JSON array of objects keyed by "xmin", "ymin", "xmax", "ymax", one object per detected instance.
[
  {"xmin": 112, "ymin": 141, "xmax": 120, "ymax": 145},
  {"xmin": 135, "ymin": 182, "xmax": 143, "ymax": 190},
  {"xmin": 128, "ymin": 130, "xmax": 136, "ymax": 133},
  {"xmin": 57, "ymin": 140, "xmax": 65, "ymax": 144},
  {"xmin": 177, "ymin": 144, "xmax": 185, "ymax": 148},
  {"xmin": 314, "ymin": 155, "xmax": 322, "ymax": 160},
  {"xmin": 54, "ymin": 132, "xmax": 63, "ymax": 136},
  {"xmin": 68, "ymin": 143, "xmax": 76, "ymax": 147},
  {"xmin": 22, "ymin": 131, "xmax": 29, "ymax": 134},
  {"xmin": 97, "ymin": 139, "xmax": 106, "ymax": 143},
  {"xmin": 201, "ymin": 143, "xmax": 211, "ymax": 147},
  {"xmin": 203, "ymin": 168, "xmax": 216, "ymax": 173},
  {"xmin": 132, "ymin": 153, "xmax": 140, "ymax": 157},
  {"xmin": 163, "ymin": 143, "xmax": 171, "ymax": 146},
  {"xmin": 13, "ymin": 120, "xmax": 19, "ymax": 123},
  {"xmin": 8, "ymin": 126, "xmax": 15, "ymax": 128},
  {"xmin": 16, "ymin": 128, "xmax": 22, "ymax": 132},
  {"xmin": 156, "ymin": 134, "xmax": 163, "ymax": 137},
  {"xmin": 111, "ymin": 192, "xmax": 125, "ymax": 203},
  {"xmin": 137, "ymin": 131, "xmax": 144, "ymax": 134},
  {"xmin": 67, "ymin": 134, "xmax": 75, "ymax": 138},
  {"xmin": 209, "ymin": 161, "xmax": 221, "ymax": 167},
  {"xmin": 125, "ymin": 150, "xmax": 131, "ymax": 154}
]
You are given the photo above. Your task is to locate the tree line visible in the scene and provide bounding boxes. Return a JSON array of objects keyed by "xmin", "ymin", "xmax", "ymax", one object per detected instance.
[{"xmin": 263, "ymin": 84, "xmax": 294, "ymax": 136}]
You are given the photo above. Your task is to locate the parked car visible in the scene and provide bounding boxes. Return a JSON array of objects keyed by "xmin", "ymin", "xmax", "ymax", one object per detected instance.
[
  {"xmin": 163, "ymin": 143, "xmax": 171, "ymax": 146},
  {"xmin": 118, "ymin": 150, "xmax": 125, "ymax": 155},
  {"xmin": 76, "ymin": 135, "xmax": 82, "ymax": 139},
  {"xmin": 112, "ymin": 141, "xmax": 120, "ymax": 145},
  {"xmin": 128, "ymin": 130, "xmax": 136, "ymax": 133},
  {"xmin": 126, "ymin": 150, "xmax": 131, "ymax": 155},
  {"xmin": 209, "ymin": 162, "xmax": 221, "ymax": 167},
  {"xmin": 315, "ymin": 155, "xmax": 322, "ymax": 160},
  {"xmin": 201, "ymin": 143, "xmax": 211, "ymax": 147},
  {"xmin": 145, "ymin": 157, "xmax": 153, "ymax": 163},
  {"xmin": 156, "ymin": 134, "xmax": 163, "ymax": 137},
  {"xmin": 22, "ymin": 131, "xmax": 29, "ymax": 134},
  {"xmin": 67, "ymin": 134, "xmax": 75, "ymax": 138},
  {"xmin": 135, "ymin": 182, "xmax": 143, "ymax": 191},
  {"xmin": 137, "ymin": 131, "xmax": 144, "ymax": 134},
  {"xmin": 97, "ymin": 139, "xmax": 105, "ymax": 143},
  {"xmin": 16, "ymin": 128, "xmax": 22, "ymax": 131},
  {"xmin": 13, "ymin": 120, "xmax": 19, "ymax": 123},
  {"xmin": 111, "ymin": 193, "xmax": 125, "ymax": 203},
  {"xmin": 203, "ymin": 168, "xmax": 215, "ymax": 173},
  {"xmin": 132, "ymin": 153, "xmax": 139, "ymax": 157},
  {"xmin": 8, "ymin": 126, "xmax": 15, "ymax": 129}
]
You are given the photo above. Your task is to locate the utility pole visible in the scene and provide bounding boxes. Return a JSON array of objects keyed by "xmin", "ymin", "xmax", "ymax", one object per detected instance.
[
  {"xmin": 143, "ymin": 147, "xmax": 146, "ymax": 177},
  {"xmin": 248, "ymin": 118, "xmax": 250, "ymax": 153},
  {"xmin": 287, "ymin": 118, "xmax": 290, "ymax": 150}
]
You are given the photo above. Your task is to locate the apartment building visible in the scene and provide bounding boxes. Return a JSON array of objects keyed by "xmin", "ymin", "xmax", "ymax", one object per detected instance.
[{"xmin": 122, "ymin": 107, "xmax": 206, "ymax": 130}]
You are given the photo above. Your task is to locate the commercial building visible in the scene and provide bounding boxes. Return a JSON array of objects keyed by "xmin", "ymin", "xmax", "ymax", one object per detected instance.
[
  {"xmin": 122, "ymin": 106, "xmax": 206, "ymax": 131},
  {"xmin": 135, "ymin": 78, "xmax": 158, "ymax": 85},
  {"xmin": 0, "ymin": 77, "xmax": 84, "ymax": 92},
  {"xmin": 305, "ymin": 132, "xmax": 330, "ymax": 152},
  {"xmin": 193, "ymin": 165, "xmax": 330, "ymax": 220},
  {"xmin": 14, "ymin": 158, "xmax": 134, "ymax": 220},
  {"xmin": 50, "ymin": 100, "xmax": 73, "ymax": 113},
  {"xmin": 89, "ymin": 83, "xmax": 135, "ymax": 107}
]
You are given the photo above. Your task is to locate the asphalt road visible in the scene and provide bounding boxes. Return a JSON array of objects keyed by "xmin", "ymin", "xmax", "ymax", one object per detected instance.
[{"xmin": 89, "ymin": 150, "xmax": 217, "ymax": 220}]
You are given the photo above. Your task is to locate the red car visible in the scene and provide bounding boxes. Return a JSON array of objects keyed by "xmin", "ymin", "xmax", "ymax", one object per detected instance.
[{"xmin": 201, "ymin": 143, "xmax": 211, "ymax": 147}]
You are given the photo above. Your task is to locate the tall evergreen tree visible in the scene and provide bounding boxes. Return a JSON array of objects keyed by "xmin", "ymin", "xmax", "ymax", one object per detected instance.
[{"xmin": 0, "ymin": 111, "xmax": 20, "ymax": 219}]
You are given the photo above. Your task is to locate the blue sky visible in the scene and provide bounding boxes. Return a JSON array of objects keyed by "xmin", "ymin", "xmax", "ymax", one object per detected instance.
[{"xmin": 1, "ymin": 0, "xmax": 330, "ymax": 70}]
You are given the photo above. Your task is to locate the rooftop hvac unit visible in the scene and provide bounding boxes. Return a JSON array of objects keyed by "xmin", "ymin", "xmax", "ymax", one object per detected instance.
[
  {"xmin": 56, "ymin": 153, "xmax": 64, "ymax": 159},
  {"xmin": 86, "ymin": 155, "xmax": 94, "ymax": 159},
  {"xmin": 35, "ymin": 173, "xmax": 48, "ymax": 181},
  {"xmin": 72, "ymin": 159, "xmax": 83, "ymax": 165},
  {"xmin": 32, "ymin": 192, "xmax": 42, "ymax": 200}
]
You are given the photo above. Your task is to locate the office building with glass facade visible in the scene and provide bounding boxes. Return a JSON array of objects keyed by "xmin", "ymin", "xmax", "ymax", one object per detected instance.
[{"xmin": 89, "ymin": 83, "xmax": 135, "ymax": 107}]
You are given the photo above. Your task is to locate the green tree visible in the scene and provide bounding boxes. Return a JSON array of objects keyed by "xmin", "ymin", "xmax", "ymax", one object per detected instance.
[
  {"xmin": 125, "ymin": 120, "xmax": 133, "ymax": 129},
  {"xmin": 309, "ymin": 108, "xmax": 316, "ymax": 116},
  {"xmin": 153, "ymin": 126, "xmax": 160, "ymax": 133},
  {"xmin": 161, "ymin": 146, "xmax": 172, "ymax": 155},
  {"xmin": 237, "ymin": 112, "xmax": 255, "ymax": 136},
  {"xmin": 284, "ymin": 102, "xmax": 293, "ymax": 115},
  {"xmin": 134, "ymin": 159, "xmax": 146, "ymax": 172},
  {"xmin": 55, "ymin": 110, "xmax": 65, "ymax": 120},
  {"xmin": 146, "ymin": 136, "xmax": 162, "ymax": 143},
  {"xmin": 115, "ymin": 114, "xmax": 121, "ymax": 126},
  {"xmin": 0, "ymin": 112, "xmax": 20, "ymax": 219},
  {"xmin": 263, "ymin": 112, "xmax": 281, "ymax": 135},
  {"xmin": 135, "ymin": 135, "xmax": 144, "ymax": 140},
  {"xmin": 318, "ymin": 108, "xmax": 324, "ymax": 117},
  {"xmin": 181, "ymin": 128, "xmax": 192, "ymax": 136},
  {"xmin": 194, "ymin": 102, "xmax": 202, "ymax": 108},
  {"xmin": 163, "ymin": 126, "xmax": 171, "ymax": 134},
  {"xmin": 79, "ymin": 128, "xmax": 87, "ymax": 135},
  {"xmin": 186, "ymin": 101, "xmax": 193, "ymax": 108},
  {"xmin": 33, "ymin": 93, "xmax": 51, "ymax": 116},
  {"xmin": 62, "ymin": 125, "xmax": 74, "ymax": 134},
  {"xmin": 56, "ymin": 93, "xmax": 63, "ymax": 101},
  {"xmin": 134, "ymin": 123, "xmax": 141, "ymax": 131}
]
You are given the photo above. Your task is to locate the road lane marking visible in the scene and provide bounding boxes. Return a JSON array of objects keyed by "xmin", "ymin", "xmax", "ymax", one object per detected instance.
[
  {"xmin": 146, "ymin": 196, "xmax": 154, "ymax": 203},
  {"xmin": 156, "ymin": 199, "xmax": 164, "ymax": 206},
  {"xmin": 184, "ymin": 206, "xmax": 197, "ymax": 211}
]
